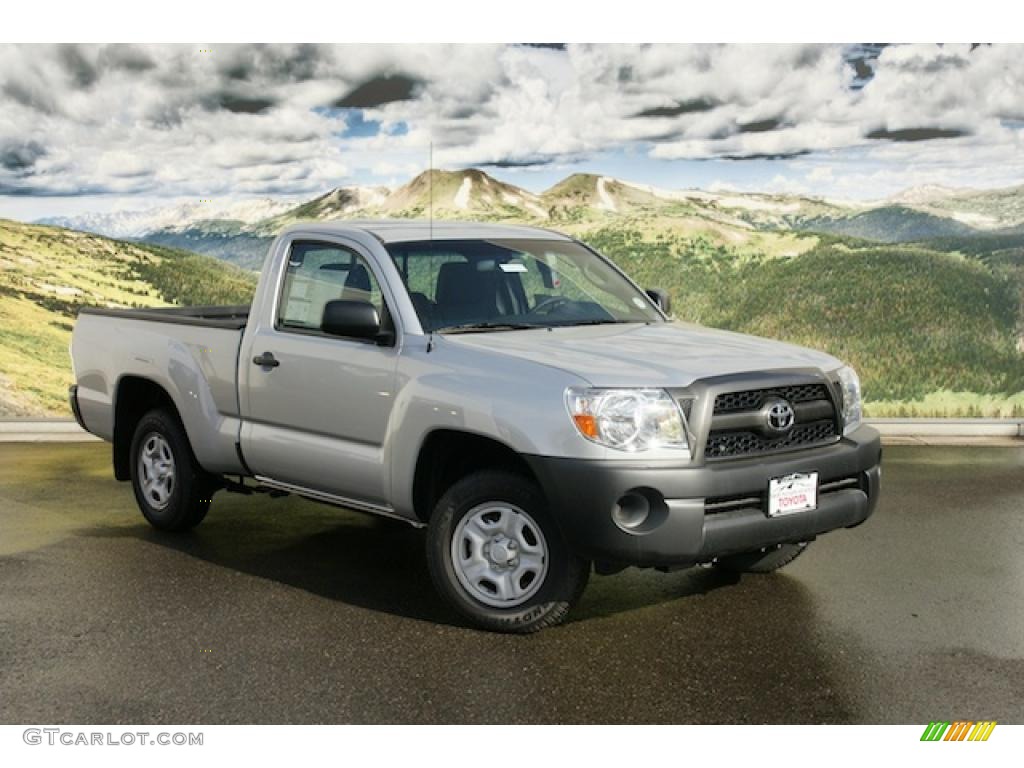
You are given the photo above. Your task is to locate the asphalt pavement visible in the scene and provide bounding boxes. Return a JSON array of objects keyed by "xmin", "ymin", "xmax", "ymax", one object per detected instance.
[{"xmin": 0, "ymin": 442, "xmax": 1021, "ymax": 724}]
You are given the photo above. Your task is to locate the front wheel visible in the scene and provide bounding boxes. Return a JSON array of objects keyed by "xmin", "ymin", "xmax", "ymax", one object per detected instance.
[{"xmin": 426, "ymin": 470, "xmax": 589, "ymax": 633}]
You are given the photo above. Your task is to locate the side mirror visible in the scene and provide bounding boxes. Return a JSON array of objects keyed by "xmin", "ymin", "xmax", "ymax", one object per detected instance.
[
  {"xmin": 645, "ymin": 288, "xmax": 671, "ymax": 314},
  {"xmin": 321, "ymin": 299, "xmax": 382, "ymax": 341}
]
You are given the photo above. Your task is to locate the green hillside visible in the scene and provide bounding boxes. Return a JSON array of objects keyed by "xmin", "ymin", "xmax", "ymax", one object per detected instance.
[
  {"xmin": 801, "ymin": 206, "xmax": 977, "ymax": 243},
  {"xmin": 0, "ymin": 219, "xmax": 256, "ymax": 416},
  {"xmin": 581, "ymin": 227, "xmax": 1024, "ymax": 416},
  {"xmin": 143, "ymin": 228, "xmax": 272, "ymax": 269}
]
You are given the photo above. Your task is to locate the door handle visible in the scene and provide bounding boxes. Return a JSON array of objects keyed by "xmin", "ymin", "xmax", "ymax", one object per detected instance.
[{"xmin": 252, "ymin": 352, "xmax": 280, "ymax": 368}]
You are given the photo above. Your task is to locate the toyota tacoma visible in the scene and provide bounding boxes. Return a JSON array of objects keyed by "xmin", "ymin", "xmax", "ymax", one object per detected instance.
[{"xmin": 69, "ymin": 221, "xmax": 881, "ymax": 633}]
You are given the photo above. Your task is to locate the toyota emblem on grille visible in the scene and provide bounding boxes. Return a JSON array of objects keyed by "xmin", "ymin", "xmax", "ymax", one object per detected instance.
[{"xmin": 766, "ymin": 399, "xmax": 796, "ymax": 433}]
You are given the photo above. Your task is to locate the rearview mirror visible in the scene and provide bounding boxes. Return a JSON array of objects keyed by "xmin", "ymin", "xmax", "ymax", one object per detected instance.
[
  {"xmin": 645, "ymin": 288, "xmax": 671, "ymax": 314},
  {"xmin": 321, "ymin": 299, "xmax": 382, "ymax": 341}
]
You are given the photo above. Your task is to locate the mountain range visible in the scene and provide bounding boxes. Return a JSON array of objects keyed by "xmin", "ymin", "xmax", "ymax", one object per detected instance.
[
  {"xmin": 40, "ymin": 197, "xmax": 298, "ymax": 240},
  {"xmin": 38, "ymin": 169, "xmax": 1024, "ymax": 268},
  {"xmin": 9, "ymin": 169, "xmax": 1023, "ymax": 418}
]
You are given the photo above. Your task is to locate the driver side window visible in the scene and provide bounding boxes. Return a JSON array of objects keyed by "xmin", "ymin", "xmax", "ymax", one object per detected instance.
[{"xmin": 278, "ymin": 241, "xmax": 384, "ymax": 333}]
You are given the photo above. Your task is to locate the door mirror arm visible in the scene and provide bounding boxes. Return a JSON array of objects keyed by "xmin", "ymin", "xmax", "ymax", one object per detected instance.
[{"xmin": 645, "ymin": 287, "xmax": 671, "ymax": 315}]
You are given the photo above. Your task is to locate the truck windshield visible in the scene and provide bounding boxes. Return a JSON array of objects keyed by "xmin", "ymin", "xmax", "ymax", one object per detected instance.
[{"xmin": 386, "ymin": 239, "xmax": 663, "ymax": 332}]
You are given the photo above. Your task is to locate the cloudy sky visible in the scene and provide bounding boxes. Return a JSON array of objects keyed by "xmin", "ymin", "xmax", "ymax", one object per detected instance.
[{"xmin": 1, "ymin": 43, "xmax": 1023, "ymax": 219}]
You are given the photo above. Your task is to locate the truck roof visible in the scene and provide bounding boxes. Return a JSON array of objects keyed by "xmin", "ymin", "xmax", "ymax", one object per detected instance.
[{"xmin": 278, "ymin": 219, "xmax": 574, "ymax": 244}]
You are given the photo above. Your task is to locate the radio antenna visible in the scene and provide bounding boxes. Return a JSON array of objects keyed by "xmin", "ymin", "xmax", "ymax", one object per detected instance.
[
  {"xmin": 426, "ymin": 140, "xmax": 435, "ymax": 353},
  {"xmin": 428, "ymin": 141, "xmax": 434, "ymax": 241}
]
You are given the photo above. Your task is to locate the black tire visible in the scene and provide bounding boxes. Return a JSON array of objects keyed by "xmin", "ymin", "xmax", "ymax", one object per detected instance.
[
  {"xmin": 713, "ymin": 542, "xmax": 809, "ymax": 574},
  {"xmin": 129, "ymin": 409, "xmax": 216, "ymax": 532},
  {"xmin": 426, "ymin": 470, "xmax": 589, "ymax": 633}
]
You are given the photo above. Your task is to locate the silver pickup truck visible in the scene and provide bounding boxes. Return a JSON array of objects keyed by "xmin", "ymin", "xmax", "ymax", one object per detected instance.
[{"xmin": 70, "ymin": 221, "xmax": 881, "ymax": 632}]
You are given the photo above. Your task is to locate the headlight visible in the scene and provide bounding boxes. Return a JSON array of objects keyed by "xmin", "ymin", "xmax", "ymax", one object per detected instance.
[
  {"xmin": 835, "ymin": 365, "xmax": 862, "ymax": 435},
  {"xmin": 565, "ymin": 387, "xmax": 689, "ymax": 452}
]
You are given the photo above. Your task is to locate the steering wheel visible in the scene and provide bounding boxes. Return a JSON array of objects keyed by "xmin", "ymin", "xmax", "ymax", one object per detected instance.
[{"xmin": 527, "ymin": 296, "xmax": 573, "ymax": 317}]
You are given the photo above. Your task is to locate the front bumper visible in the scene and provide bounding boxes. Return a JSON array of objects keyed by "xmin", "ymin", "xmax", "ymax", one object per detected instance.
[{"xmin": 525, "ymin": 424, "xmax": 882, "ymax": 568}]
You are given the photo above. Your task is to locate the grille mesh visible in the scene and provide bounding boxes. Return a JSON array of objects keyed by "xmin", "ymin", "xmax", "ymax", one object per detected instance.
[
  {"xmin": 713, "ymin": 383, "xmax": 830, "ymax": 414},
  {"xmin": 706, "ymin": 420, "xmax": 837, "ymax": 459}
]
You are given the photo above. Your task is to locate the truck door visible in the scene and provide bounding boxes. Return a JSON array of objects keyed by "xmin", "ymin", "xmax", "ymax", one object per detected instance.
[{"xmin": 238, "ymin": 238, "xmax": 399, "ymax": 505}]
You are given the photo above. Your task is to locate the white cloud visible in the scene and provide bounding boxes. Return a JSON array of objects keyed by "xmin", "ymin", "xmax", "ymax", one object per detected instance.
[{"xmin": 1, "ymin": 43, "xmax": 1023, "ymax": 210}]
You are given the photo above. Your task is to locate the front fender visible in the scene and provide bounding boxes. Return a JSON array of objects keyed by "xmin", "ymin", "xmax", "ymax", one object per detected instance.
[{"xmin": 385, "ymin": 336, "xmax": 599, "ymax": 516}]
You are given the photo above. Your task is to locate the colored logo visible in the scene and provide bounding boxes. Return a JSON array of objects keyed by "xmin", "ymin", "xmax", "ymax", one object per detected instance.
[{"xmin": 920, "ymin": 721, "xmax": 997, "ymax": 741}]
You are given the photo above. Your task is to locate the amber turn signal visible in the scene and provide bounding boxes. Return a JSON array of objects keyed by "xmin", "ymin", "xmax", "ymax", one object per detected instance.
[{"xmin": 572, "ymin": 413, "xmax": 599, "ymax": 439}]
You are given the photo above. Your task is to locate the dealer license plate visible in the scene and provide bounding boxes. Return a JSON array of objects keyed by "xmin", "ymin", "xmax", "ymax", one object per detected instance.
[{"xmin": 768, "ymin": 472, "xmax": 818, "ymax": 517}]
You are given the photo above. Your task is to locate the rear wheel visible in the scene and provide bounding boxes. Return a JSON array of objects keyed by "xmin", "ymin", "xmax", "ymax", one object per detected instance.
[
  {"xmin": 713, "ymin": 542, "xmax": 809, "ymax": 574},
  {"xmin": 426, "ymin": 470, "xmax": 589, "ymax": 633},
  {"xmin": 129, "ymin": 409, "xmax": 216, "ymax": 532}
]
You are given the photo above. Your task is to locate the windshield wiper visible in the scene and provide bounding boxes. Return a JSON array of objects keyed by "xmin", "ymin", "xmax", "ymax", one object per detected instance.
[
  {"xmin": 549, "ymin": 319, "xmax": 635, "ymax": 327},
  {"xmin": 435, "ymin": 321, "xmax": 546, "ymax": 334}
]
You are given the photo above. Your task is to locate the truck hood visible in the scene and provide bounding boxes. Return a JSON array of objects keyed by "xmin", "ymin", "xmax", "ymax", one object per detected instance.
[{"xmin": 441, "ymin": 322, "xmax": 843, "ymax": 387}]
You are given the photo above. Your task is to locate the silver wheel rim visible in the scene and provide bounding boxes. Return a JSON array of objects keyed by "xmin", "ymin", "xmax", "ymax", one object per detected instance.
[
  {"xmin": 451, "ymin": 502, "xmax": 549, "ymax": 608},
  {"xmin": 138, "ymin": 432, "xmax": 176, "ymax": 510}
]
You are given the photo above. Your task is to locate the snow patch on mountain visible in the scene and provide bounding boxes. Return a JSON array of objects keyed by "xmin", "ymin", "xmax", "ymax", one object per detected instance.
[
  {"xmin": 713, "ymin": 195, "xmax": 802, "ymax": 213},
  {"xmin": 525, "ymin": 201, "xmax": 549, "ymax": 219},
  {"xmin": 596, "ymin": 177, "xmax": 617, "ymax": 212},
  {"xmin": 887, "ymin": 184, "xmax": 964, "ymax": 205},
  {"xmin": 947, "ymin": 210, "xmax": 998, "ymax": 227},
  {"xmin": 619, "ymin": 179, "xmax": 698, "ymax": 202},
  {"xmin": 40, "ymin": 197, "xmax": 296, "ymax": 238},
  {"xmin": 454, "ymin": 177, "xmax": 473, "ymax": 210}
]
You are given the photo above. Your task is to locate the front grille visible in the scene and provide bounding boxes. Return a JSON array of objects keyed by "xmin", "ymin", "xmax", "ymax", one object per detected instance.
[
  {"xmin": 713, "ymin": 383, "xmax": 830, "ymax": 414},
  {"xmin": 706, "ymin": 420, "xmax": 836, "ymax": 459},
  {"xmin": 705, "ymin": 382, "xmax": 839, "ymax": 460}
]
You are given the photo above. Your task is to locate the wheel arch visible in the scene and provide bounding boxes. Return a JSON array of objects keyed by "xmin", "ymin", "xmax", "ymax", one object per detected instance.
[
  {"xmin": 112, "ymin": 375, "xmax": 183, "ymax": 481},
  {"xmin": 411, "ymin": 429, "xmax": 540, "ymax": 523}
]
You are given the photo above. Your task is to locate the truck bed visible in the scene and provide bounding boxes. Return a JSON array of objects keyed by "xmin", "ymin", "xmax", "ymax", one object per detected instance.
[
  {"xmin": 78, "ymin": 304, "xmax": 250, "ymax": 330},
  {"xmin": 71, "ymin": 304, "xmax": 249, "ymax": 472}
]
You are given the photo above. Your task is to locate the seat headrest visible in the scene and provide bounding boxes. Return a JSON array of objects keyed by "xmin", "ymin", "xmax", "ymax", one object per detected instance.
[
  {"xmin": 344, "ymin": 263, "xmax": 371, "ymax": 293},
  {"xmin": 340, "ymin": 263, "xmax": 372, "ymax": 302},
  {"xmin": 436, "ymin": 261, "xmax": 494, "ymax": 306}
]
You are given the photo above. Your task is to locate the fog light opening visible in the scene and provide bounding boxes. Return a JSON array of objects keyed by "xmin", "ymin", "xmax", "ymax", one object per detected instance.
[{"xmin": 612, "ymin": 492, "xmax": 651, "ymax": 531}]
